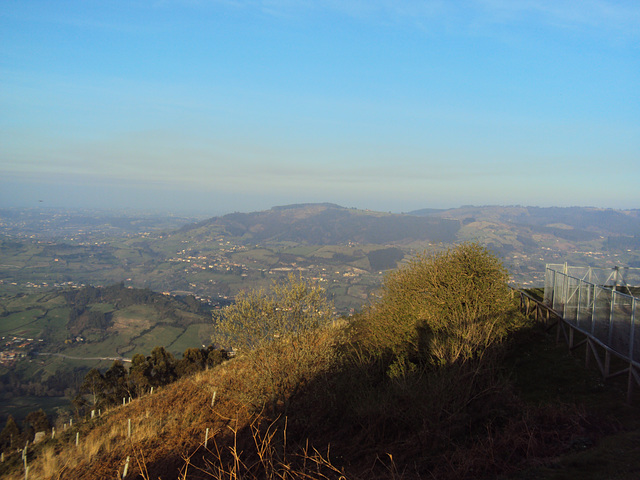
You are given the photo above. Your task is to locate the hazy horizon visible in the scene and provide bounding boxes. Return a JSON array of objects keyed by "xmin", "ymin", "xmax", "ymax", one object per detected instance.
[
  {"xmin": 1, "ymin": 199, "xmax": 637, "ymax": 222},
  {"xmin": 2, "ymin": 1, "xmax": 639, "ymax": 215}
]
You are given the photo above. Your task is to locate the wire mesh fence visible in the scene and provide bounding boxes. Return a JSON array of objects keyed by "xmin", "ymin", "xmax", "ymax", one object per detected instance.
[{"xmin": 544, "ymin": 264, "xmax": 640, "ymax": 365}]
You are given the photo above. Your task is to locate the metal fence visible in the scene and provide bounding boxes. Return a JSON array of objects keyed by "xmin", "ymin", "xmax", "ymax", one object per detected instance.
[{"xmin": 543, "ymin": 264, "xmax": 640, "ymax": 401}]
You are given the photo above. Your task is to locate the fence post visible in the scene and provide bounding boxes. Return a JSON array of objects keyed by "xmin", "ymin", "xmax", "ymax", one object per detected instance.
[
  {"xmin": 22, "ymin": 444, "xmax": 27, "ymax": 480},
  {"xmin": 562, "ymin": 272, "xmax": 570, "ymax": 319},
  {"xmin": 629, "ymin": 297, "xmax": 637, "ymax": 363},
  {"xmin": 628, "ymin": 297, "xmax": 637, "ymax": 404},
  {"xmin": 123, "ymin": 456, "xmax": 130, "ymax": 478},
  {"xmin": 585, "ymin": 337, "xmax": 591, "ymax": 368},
  {"xmin": 604, "ymin": 290, "xmax": 617, "ymax": 377},
  {"xmin": 576, "ymin": 280, "xmax": 583, "ymax": 328}
]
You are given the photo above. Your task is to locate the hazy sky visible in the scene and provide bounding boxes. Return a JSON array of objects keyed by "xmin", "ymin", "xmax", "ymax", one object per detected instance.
[{"xmin": 1, "ymin": 1, "xmax": 639, "ymax": 216}]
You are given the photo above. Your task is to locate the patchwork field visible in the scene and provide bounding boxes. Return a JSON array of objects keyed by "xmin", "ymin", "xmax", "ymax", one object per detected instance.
[{"xmin": 0, "ymin": 287, "xmax": 214, "ymax": 423}]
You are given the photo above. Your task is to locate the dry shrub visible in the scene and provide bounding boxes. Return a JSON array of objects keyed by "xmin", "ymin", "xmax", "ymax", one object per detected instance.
[
  {"xmin": 212, "ymin": 274, "xmax": 340, "ymax": 413},
  {"xmin": 293, "ymin": 243, "xmax": 531, "ymax": 475},
  {"xmin": 357, "ymin": 242, "xmax": 519, "ymax": 373}
]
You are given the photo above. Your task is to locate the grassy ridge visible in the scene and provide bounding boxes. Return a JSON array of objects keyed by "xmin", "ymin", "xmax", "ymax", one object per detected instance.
[{"xmin": 1, "ymin": 245, "xmax": 639, "ymax": 479}]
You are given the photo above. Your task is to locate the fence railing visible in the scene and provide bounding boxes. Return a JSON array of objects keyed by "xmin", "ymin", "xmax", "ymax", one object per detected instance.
[{"xmin": 534, "ymin": 264, "xmax": 640, "ymax": 403}]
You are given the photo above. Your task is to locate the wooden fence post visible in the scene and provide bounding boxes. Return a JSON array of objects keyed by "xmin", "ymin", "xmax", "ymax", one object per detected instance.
[{"xmin": 22, "ymin": 444, "xmax": 28, "ymax": 480}]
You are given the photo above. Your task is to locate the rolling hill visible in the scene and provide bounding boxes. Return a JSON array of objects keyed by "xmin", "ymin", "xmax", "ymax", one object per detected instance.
[
  {"xmin": 0, "ymin": 284, "xmax": 217, "ymax": 425},
  {"xmin": 182, "ymin": 203, "xmax": 461, "ymax": 245},
  {"xmin": 2, "ymin": 204, "xmax": 640, "ymax": 313}
]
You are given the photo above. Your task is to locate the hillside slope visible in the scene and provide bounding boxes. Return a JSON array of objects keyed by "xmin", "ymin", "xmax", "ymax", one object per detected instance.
[
  {"xmin": 2, "ymin": 245, "xmax": 638, "ymax": 480},
  {"xmin": 0, "ymin": 285, "xmax": 215, "ymax": 425},
  {"xmin": 184, "ymin": 203, "xmax": 461, "ymax": 245}
]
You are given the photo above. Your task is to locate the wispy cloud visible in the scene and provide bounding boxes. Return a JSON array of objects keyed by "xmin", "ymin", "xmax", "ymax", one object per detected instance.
[
  {"xmin": 200, "ymin": 0, "xmax": 640, "ymax": 38},
  {"xmin": 474, "ymin": 0, "xmax": 640, "ymax": 37}
]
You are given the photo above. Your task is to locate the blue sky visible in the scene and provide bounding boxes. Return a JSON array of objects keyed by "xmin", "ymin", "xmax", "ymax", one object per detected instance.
[{"xmin": 1, "ymin": 0, "xmax": 639, "ymax": 215}]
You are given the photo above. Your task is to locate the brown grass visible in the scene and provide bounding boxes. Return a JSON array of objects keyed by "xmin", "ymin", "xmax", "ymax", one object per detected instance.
[
  {"xmin": 1, "ymin": 324, "xmax": 344, "ymax": 480},
  {"xmin": 3, "ymin": 245, "xmax": 633, "ymax": 479}
]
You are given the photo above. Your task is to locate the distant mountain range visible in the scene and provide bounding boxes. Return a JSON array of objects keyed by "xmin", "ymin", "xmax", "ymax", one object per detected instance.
[
  {"xmin": 179, "ymin": 203, "xmax": 640, "ymax": 249},
  {"xmin": 1, "ymin": 204, "xmax": 639, "ymax": 304},
  {"xmin": 172, "ymin": 203, "xmax": 640, "ymax": 286},
  {"xmin": 182, "ymin": 203, "xmax": 461, "ymax": 245},
  {"xmin": 412, "ymin": 205, "xmax": 640, "ymax": 238}
]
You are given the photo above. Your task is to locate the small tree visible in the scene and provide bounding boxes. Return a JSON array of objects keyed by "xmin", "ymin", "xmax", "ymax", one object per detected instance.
[
  {"xmin": 80, "ymin": 368, "xmax": 106, "ymax": 407},
  {"xmin": 176, "ymin": 347, "xmax": 205, "ymax": 377},
  {"xmin": 104, "ymin": 360, "xmax": 130, "ymax": 404},
  {"xmin": 0, "ymin": 415, "xmax": 21, "ymax": 450},
  {"xmin": 205, "ymin": 346, "xmax": 228, "ymax": 368},
  {"xmin": 147, "ymin": 346, "xmax": 177, "ymax": 387},
  {"xmin": 24, "ymin": 409, "xmax": 50, "ymax": 441},
  {"xmin": 129, "ymin": 353, "xmax": 152, "ymax": 396},
  {"xmin": 212, "ymin": 273, "xmax": 335, "ymax": 410},
  {"xmin": 213, "ymin": 273, "xmax": 333, "ymax": 352}
]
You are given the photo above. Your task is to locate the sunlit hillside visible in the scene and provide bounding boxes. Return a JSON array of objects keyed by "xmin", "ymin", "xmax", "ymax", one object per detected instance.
[{"xmin": 1, "ymin": 244, "xmax": 638, "ymax": 480}]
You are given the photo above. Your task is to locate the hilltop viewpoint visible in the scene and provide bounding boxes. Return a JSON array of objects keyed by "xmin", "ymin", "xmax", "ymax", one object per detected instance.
[{"xmin": 1, "ymin": 243, "xmax": 638, "ymax": 479}]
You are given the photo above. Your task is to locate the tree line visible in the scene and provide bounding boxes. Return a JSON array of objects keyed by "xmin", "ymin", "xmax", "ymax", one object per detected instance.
[
  {"xmin": 0, "ymin": 344, "xmax": 228, "ymax": 453},
  {"xmin": 74, "ymin": 344, "xmax": 228, "ymax": 414},
  {"xmin": 0, "ymin": 409, "xmax": 50, "ymax": 451}
]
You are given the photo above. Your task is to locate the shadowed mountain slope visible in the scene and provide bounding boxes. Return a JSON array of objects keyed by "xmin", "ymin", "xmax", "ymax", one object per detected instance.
[{"xmin": 182, "ymin": 203, "xmax": 461, "ymax": 245}]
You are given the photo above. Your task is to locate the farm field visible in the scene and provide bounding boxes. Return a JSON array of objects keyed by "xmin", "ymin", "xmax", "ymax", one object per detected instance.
[{"xmin": 0, "ymin": 286, "xmax": 214, "ymax": 424}]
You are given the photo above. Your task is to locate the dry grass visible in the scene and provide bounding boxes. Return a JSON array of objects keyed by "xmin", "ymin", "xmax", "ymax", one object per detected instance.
[
  {"xmin": 178, "ymin": 415, "xmax": 347, "ymax": 480},
  {"xmin": 4, "ymin": 246, "xmax": 633, "ymax": 479},
  {"xmin": 1, "ymin": 327, "xmax": 343, "ymax": 480},
  {"xmin": 1, "ymin": 320, "xmax": 622, "ymax": 480}
]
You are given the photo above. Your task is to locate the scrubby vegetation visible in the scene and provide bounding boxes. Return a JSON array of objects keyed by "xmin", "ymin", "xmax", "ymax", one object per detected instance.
[
  {"xmin": 0, "ymin": 243, "xmax": 637, "ymax": 479},
  {"xmin": 212, "ymin": 273, "xmax": 336, "ymax": 413},
  {"xmin": 74, "ymin": 344, "xmax": 229, "ymax": 414}
]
